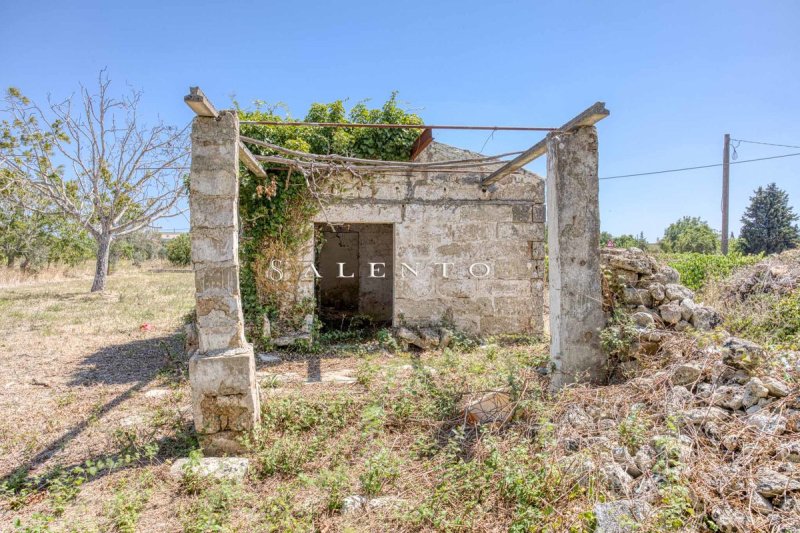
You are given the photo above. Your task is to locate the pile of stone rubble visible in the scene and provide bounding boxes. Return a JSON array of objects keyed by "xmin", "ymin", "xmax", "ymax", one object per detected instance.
[
  {"xmin": 601, "ymin": 247, "xmax": 721, "ymax": 332},
  {"xmin": 553, "ymin": 248, "xmax": 800, "ymax": 531}
]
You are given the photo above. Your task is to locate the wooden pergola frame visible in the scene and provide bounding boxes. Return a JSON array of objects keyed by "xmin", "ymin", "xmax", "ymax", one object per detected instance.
[{"xmin": 185, "ymin": 87, "xmax": 609, "ymax": 188}]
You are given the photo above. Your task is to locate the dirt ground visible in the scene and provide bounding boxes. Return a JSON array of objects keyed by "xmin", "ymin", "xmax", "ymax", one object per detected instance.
[{"xmin": 0, "ymin": 268, "xmax": 198, "ymax": 530}]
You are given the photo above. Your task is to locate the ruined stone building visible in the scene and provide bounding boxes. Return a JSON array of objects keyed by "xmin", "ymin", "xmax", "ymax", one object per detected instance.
[{"xmin": 283, "ymin": 139, "xmax": 546, "ymax": 338}]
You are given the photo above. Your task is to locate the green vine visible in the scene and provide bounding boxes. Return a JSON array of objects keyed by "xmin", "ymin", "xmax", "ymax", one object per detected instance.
[{"xmin": 236, "ymin": 94, "xmax": 423, "ymax": 346}]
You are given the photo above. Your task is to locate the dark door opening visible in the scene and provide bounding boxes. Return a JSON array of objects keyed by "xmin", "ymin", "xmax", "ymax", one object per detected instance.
[{"xmin": 315, "ymin": 223, "xmax": 393, "ymax": 330}]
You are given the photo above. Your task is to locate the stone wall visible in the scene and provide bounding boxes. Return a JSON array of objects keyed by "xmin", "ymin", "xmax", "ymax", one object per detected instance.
[
  {"xmin": 601, "ymin": 247, "xmax": 722, "ymax": 332},
  {"xmin": 294, "ymin": 141, "xmax": 546, "ymax": 336}
]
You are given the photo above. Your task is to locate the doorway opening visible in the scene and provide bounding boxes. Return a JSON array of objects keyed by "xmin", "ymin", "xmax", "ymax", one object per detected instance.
[{"xmin": 315, "ymin": 223, "xmax": 394, "ymax": 331}]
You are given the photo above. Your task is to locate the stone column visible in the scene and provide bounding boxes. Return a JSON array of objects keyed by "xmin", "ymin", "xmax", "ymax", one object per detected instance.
[
  {"xmin": 188, "ymin": 110, "xmax": 260, "ymax": 454},
  {"xmin": 546, "ymin": 126, "xmax": 606, "ymax": 390}
]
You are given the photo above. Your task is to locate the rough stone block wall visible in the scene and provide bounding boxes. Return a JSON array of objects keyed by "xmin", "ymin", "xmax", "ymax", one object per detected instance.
[{"xmin": 307, "ymin": 141, "xmax": 545, "ymax": 336}]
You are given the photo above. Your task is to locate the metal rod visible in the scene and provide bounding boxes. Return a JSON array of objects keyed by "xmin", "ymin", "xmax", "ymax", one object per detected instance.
[{"xmin": 240, "ymin": 120, "xmax": 557, "ymax": 132}]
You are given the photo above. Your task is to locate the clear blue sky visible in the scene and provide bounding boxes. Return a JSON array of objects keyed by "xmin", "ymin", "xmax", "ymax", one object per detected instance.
[{"xmin": 3, "ymin": 0, "xmax": 799, "ymax": 239}]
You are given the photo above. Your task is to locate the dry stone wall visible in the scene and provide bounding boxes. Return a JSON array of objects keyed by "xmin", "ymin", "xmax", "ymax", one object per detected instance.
[{"xmin": 601, "ymin": 247, "xmax": 722, "ymax": 332}]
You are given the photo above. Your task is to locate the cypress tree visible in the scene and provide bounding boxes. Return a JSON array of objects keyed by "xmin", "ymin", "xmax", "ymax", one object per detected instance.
[{"xmin": 739, "ymin": 183, "xmax": 800, "ymax": 255}]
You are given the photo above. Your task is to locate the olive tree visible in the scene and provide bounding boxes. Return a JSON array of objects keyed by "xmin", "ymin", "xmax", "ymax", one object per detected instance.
[{"xmin": 0, "ymin": 73, "xmax": 188, "ymax": 291}]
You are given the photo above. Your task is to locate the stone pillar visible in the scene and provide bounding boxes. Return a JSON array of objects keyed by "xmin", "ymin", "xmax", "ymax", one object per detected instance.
[
  {"xmin": 546, "ymin": 126, "xmax": 606, "ymax": 390},
  {"xmin": 188, "ymin": 110, "xmax": 260, "ymax": 454}
]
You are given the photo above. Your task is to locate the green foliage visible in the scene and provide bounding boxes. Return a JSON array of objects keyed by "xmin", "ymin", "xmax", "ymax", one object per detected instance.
[
  {"xmin": 359, "ymin": 448, "xmax": 400, "ymax": 496},
  {"xmin": 662, "ymin": 252, "xmax": 762, "ymax": 291},
  {"xmin": 739, "ymin": 182, "xmax": 800, "ymax": 255},
  {"xmin": 165, "ymin": 233, "xmax": 191, "ymax": 266},
  {"xmin": 600, "ymin": 231, "xmax": 648, "ymax": 249},
  {"xmin": 660, "ymin": 216, "xmax": 719, "ymax": 254},
  {"xmin": 618, "ymin": 407, "xmax": 648, "ymax": 451},
  {"xmin": 725, "ymin": 290, "xmax": 800, "ymax": 348},
  {"xmin": 180, "ymin": 481, "xmax": 241, "ymax": 533},
  {"xmin": 600, "ymin": 310, "xmax": 638, "ymax": 360},
  {"xmin": 0, "ymin": 182, "xmax": 95, "ymax": 270},
  {"xmin": 235, "ymin": 94, "xmax": 422, "ymax": 345},
  {"xmin": 110, "ymin": 230, "xmax": 164, "ymax": 267},
  {"xmin": 106, "ymin": 473, "xmax": 153, "ymax": 533}
]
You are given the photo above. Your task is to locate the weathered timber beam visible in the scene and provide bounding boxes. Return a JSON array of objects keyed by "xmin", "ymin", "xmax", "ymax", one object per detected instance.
[
  {"xmin": 481, "ymin": 101, "xmax": 610, "ymax": 187},
  {"xmin": 238, "ymin": 140, "xmax": 267, "ymax": 178},
  {"xmin": 184, "ymin": 87, "xmax": 267, "ymax": 178},
  {"xmin": 184, "ymin": 87, "xmax": 219, "ymax": 118}
]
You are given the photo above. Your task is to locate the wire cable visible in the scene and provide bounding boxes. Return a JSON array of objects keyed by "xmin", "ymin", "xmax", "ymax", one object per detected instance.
[
  {"xmin": 599, "ymin": 151, "xmax": 800, "ymax": 181},
  {"xmin": 730, "ymin": 139, "xmax": 800, "ymax": 150}
]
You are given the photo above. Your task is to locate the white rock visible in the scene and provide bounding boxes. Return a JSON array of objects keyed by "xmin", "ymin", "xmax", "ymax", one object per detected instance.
[
  {"xmin": 683, "ymin": 406, "xmax": 729, "ymax": 424},
  {"xmin": 144, "ymin": 388, "xmax": 171, "ymax": 399},
  {"xmin": 258, "ymin": 353, "xmax": 282, "ymax": 363},
  {"xmin": 659, "ymin": 302, "xmax": 683, "ymax": 325},
  {"xmin": 665, "ymin": 284, "xmax": 694, "ymax": 302},
  {"xmin": 776, "ymin": 442, "xmax": 800, "ymax": 463},
  {"xmin": 170, "ymin": 457, "xmax": 249, "ymax": 483},
  {"xmin": 710, "ymin": 505, "xmax": 748, "ymax": 532},
  {"xmin": 671, "ymin": 363, "xmax": 702, "ymax": 386},
  {"xmin": 634, "ymin": 445, "xmax": 656, "ymax": 472},
  {"xmin": 749, "ymin": 490, "xmax": 774, "ymax": 515},
  {"xmin": 594, "ymin": 500, "xmax": 652, "ymax": 533},
  {"xmin": 679, "ymin": 298, "xmax": 697, "ymax": 321},
  {"xmin": 600, "ymin": 463, "xmax": 634, "ymax": 496},
  {"xmin": 746, "ymin": 413, "xmax": 788, "ymax": 435},
  {"xmin": 755, "ymin": 469, "xmax": 800, "ymax": 497},
  {"xmin": 710, "ymin": 385, "xmax": 745, "ymax": 411},
  {"xmin": 342, "ymin": 495, "xmax": 367, "ymax": 514},
  {"xmin": 761, "ymin": 376, "xmax": 790, "ymax": 398}
]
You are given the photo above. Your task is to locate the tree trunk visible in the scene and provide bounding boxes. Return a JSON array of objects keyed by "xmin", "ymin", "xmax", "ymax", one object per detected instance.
[{"xmin": 91, "ymin": 233, "xmax": 113, "ymax": 292}]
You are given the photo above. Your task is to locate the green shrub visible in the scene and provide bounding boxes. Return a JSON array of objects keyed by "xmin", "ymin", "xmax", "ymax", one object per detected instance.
[
  {"xmin": 726, "ymin": 290, "xmax": 800, "ymax": 348},
  {"xmin": 660, "ymin": 216, "xmax": 719, "ymax": 254},
  {"xmin": 662, "ymin": 252, "xmax": 761, "ymax": 291},
  {"xmin": 165, "ymin": 233, "xmax": 191, "ymax": 266}
]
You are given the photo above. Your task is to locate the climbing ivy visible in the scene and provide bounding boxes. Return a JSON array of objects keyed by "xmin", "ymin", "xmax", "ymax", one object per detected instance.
[{"xmin": 237, "ymin": 94, "xmax": 423, "ymax": 345}]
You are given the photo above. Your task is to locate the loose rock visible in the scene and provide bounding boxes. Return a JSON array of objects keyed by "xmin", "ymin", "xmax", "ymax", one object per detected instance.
[
  {"xmin": 170, "ymin": 457, "xmax": 249, "ymax": 483},
  {"xmin": 754, "ymin": 468, "xmax": 800, "ymax": 497},
  {"xmin": 593, "ymin": 500, "xmax": 652, "ymax": 533}
]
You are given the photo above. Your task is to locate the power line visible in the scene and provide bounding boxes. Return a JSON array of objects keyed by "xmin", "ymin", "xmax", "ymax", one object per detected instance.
[
  {"xmin": 599, "ymin": 151, "xmax": 800, "ymax": 181},
  {"xmin": 730, "ymin": 139, "xmax": 800, "ymax": 150}
]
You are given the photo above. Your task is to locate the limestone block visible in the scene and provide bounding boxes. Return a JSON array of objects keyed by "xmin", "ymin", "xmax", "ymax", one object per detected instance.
[
  {"xmin": 512, "ymin": 205, "xmax": 532, "ymax": 222},
  {"xmin": 497, "ymin": 222, "xmax": 545, "ymax": 240},
  {"xmin": 458, "ymin": 204, "xmax": 513, "ymax": 222},
  {"xmin": 190, "ymin": 196, "xmax": 238, "ymax": 229},
  {"xmin": 189, "ymin": 348, "xmax": 260, "ymax": 455},
  {"xmin": 531, "ymin": 203, "xmax": 546, "ymax": 223},
  {"xmin": 194, "ymin": 264, "xmax": 240, "ymax": 295},
  {"xmin": 191, "ymin": 227, "xmax": 237, "ymax": 264}
]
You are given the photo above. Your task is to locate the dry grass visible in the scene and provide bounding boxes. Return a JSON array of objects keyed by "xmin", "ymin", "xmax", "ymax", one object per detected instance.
[{"xmin": 1, "ymin": 266, "xmax": 798, "ymax": 532}]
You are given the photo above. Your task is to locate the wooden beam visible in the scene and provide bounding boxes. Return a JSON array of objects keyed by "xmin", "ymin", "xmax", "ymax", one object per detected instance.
[
  {"xmin": 184, "ymin": 87, "xmax": 219, "ymax": 118},
  {"xmin": 481, "ymin": 102, "xmax": 610, "ymax": 187},
  {"xmin": 238, "ymin": 141, "xmax": 267, "ymax": 178}
]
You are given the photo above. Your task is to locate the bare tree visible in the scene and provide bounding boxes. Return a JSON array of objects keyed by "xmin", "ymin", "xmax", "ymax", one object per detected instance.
[{"xmin": 0, "ymin": 72, "xmax": 189, "ymax": 291}]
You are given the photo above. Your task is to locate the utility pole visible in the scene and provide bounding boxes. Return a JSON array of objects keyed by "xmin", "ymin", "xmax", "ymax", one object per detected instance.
[{"xmin": 721, "ymin": 133, "xmax": 730, "ymax": 255}]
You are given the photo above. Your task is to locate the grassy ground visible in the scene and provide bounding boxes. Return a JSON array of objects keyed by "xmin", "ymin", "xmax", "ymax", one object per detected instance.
[
  {"xmin": 3, "ymin": 260, "xmax": 797, "ymax": 532},
  {"xmin": 1, "ymin": 267, "xmax": 561, "ymax": 532}
]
